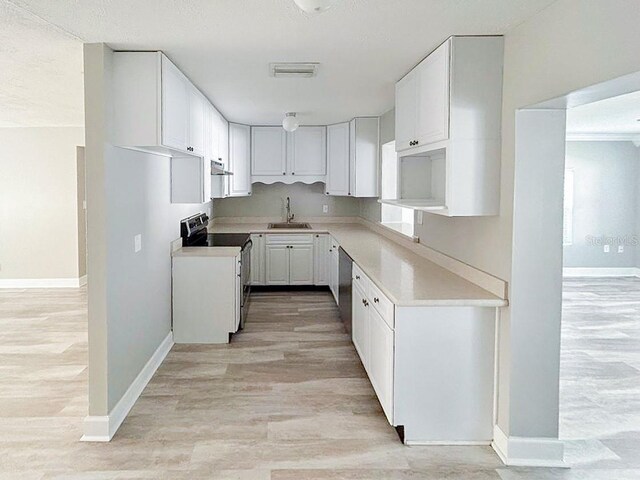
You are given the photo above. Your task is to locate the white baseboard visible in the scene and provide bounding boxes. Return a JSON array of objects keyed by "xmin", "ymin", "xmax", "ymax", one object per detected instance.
[
  {"xmin": 0, "ymin": 277, "xmax": 86, "ymax": 288},
  {"xmin": 81, "ymin": 331, "xmax": 174, "ymax": 442},
  {"xmin": 491, "ymin": 425, "xmax": 567, "ymax": 468},
  {"xmin": 563, "ymin": 267, "xmax": 640, "ymax": 278},
  {"xmin": 405, "ymin": 440, "xmax": 491, "ymax": 446}
]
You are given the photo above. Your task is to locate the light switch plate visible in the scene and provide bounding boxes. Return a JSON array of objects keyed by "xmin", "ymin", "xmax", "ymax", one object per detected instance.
[
  {"xmin": 134, "ymin": 234, "xmax": 142, "ymax": 253},
  {"xmin": 604, "ymin": 245, "xmax": 610, "ymax": 253},
  {"xmin": 323, "ymin": 205, "xmax": 328, "ymax": 213},
  {"xmin": 618, "ymin": 245, "xmax": 624, "ymax": 253}
]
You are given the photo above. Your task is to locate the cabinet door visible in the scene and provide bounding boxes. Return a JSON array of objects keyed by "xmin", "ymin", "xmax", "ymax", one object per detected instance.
[
  {"xmin": 350, "ymin": 117, "xmax": 379, "ymax": 198},
  {"xmin": 161, "ymin": 57, "xmax": 189, "ymax": 152},
  {"xmin": 368, "ymin": 307, "xmax": 394, "ymax": 424},
  {"xmin": 290, "ymin": 126, "xmax": 326, "ymax": 176},
  {"xmin": 416, "ymin": 39, "xmax": 450, "ymax": 145},
  {"xmin": 329, "ymin": 238, "xmax": 340, "ymax": 303},
  {"xmin": 188, "ymin": 89, "xmax": 206, "ymax": 156},
  {"xmin": 326, "ymin": 123, "xmax": 350, "ymax": 196},
  {"xmin": 228, "ymin": 123, "xmax": 251, "ymax": 197},
  {"xmin": 289, "ymin": 244, "xmax": 314, "ymax": 285},
  {"xmin": 265, "ymin": 245, "xmax": 289, "ymax": 285},
  {"xmin": 217, "ymin": 113, "xmax": 229, "ymax": 166},
  {"xmin": 394, "ymin": 70, "xmax": 417, "ymax": 152},
  {"xmin": 313, "ymin": 234, "xmax": 330, "ymax": 286},
  {"xmin": 352, "ymin": 282, "xmax": 369, "ymax": 367},
  {"xmin": 250, "ymin": 234, "xmax": 265, "ymax": 285},
  {"xmin": 251, "ymin": 127, "xmax": 287, "ymax": 176}
]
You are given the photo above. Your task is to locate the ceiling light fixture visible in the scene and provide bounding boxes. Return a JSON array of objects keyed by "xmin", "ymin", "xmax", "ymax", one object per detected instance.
[
  {"xmin": 293, "ymin": 0, "xmax": 337, "ymax": 14},
  {"xmin": 282, "ymin": 112, "xmax": 299, "ymax": 132}
]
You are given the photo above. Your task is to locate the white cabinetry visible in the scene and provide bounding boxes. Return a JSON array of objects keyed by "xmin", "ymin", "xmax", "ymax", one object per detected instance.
[
  {"xmin": 265, "ymin": 235, "xmax": 315, "ymax": 285},
  {"xmin": 252, "ymin": 126, "xmax": 326, "ymax": 184},
  {"xmin": 349, "ymin": 117, "xmax": 379, "ymax": 197},
  {"xmin": 172, "ymin": 253, "xmax": 240, "ymax": 344},
  {"xmin": 113, "ymin": 52, "xmax": 208, "ymax": 158},
  {"xmin": 250, "ymin": 234, "xmax": 265, "ymax": 285},
  {"xmin": 251, "ymin": 127, "xmax": 287, "ymax": 176},
  {"xmin": 289, "ymin": 126, "xmax": 326, "ymax": 176},
  {"xmin": 228, "ymin": 123, "xmax": 251, "ymax": 197},
  {"xmin": 325, "ymin": 123, "xmax": 350, "ymax": 196},
  {"xmin": 313, "ymin": 234, "xmax": 330, "ymax": 286},
  {"xmin": 390, "ymin": 36, "xmax": 504, "ymax": 216},
  {"xmin": 326, "ymin": 118, "xmax": 379, "ymax": 197},
  {"xmin": 329, "ymin": 236, "xmax": 340, "ymax": 303},
  {"xmin": 349, "ymin": 259, "xmax": 496, "ymax": 443},
  {"xmin": 395, "ymin": 40, "xmax": 449, "ymax": 151}
]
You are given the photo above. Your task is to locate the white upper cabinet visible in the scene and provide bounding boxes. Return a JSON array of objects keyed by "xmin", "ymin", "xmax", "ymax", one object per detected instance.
[
  {"xmin": 251, "ymin": 126, "xmax": 327, "ymax": 184},
  {"xmin": 188, "ymin": 89, "xmax": 206, "ymax": 156},
  {"xmin": 228, "ymin": 123, "xmax": 251, "ymax": 197},
  {"xmin": 251, "ymin": 127, "xmax": 287, "ymax": 176},
  {"xmin": 289, "ymin": 126, "xmax": 326, "ymax": 176},
  {"xmin": 395, "ymin": 71, "xmax": 417, "ymax": 153},
  {"xmin": 389, "ymin": 36, "xmax": 504, "ymax": 216},
  {"xmin": 325, "ymin": 122, "xmax": 350, "ymax": 196},
  {"xmin": 326, "ymin": 118, "xmax": 378, "ymax": 198},
  {"xmin": 160, "ymin": 57, "xmax": 190, "ymax": 152},
  {"xmin": 415, "ymin": 41, "xmax": 450, "ymax": 146},
  {"xmin": 112, "ymin": 51, "xmax": 223, "ymax": 161},
  {"xmin": 349, "ymin": 117, "xmax": 379, "ymax": 197}
]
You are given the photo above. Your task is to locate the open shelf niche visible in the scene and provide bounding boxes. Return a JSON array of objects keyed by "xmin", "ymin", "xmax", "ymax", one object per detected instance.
[{"xmin": 380, "ymin": 146, "xmax": 448, "ymax": 213}]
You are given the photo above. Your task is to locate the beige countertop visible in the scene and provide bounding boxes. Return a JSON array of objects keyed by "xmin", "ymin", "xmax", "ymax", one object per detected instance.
[
  {"xmin": 172, "ymin": 246, "xmax": 241, "ymax": 258},
  {"xmin": 208, "ymin": 222, "xmax": 507, "ymax": 308}
]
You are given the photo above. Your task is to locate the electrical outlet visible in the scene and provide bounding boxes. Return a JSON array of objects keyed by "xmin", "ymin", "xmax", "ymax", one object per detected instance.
[
  {"xmin": 134, "ymin": 234, "xmax": 142, "ymax": 253},
  {"xmin": 618, "ymin": 245, "xmax": 624, "ymax": 253},
  {"xmin": 604, "ymin": 245, "xmax": 610, "ymax": 253},
  {"xmin": 322, "ymin": 204, "xmax": 328, "ymax": 213}
]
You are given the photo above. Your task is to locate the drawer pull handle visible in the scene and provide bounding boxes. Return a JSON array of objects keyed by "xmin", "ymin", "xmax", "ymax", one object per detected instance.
[{"xmin": 355, "ymin": 275, "xmax": 360, "ymax": 280}]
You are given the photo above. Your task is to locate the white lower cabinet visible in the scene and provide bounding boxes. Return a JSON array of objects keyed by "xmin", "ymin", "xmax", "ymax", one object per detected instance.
[
  {"xmin": 289, "ymin": 244, "xmax": 314, "ymax": 285},
  {"xmin": 350, "ymin": 260, "xmax": 496, "ymax": 443},
  {"xmin": 264, "ymin": 234, "xmax": 315, "ymax": 286},
  {"xmin": 329, "ymin": 236, "xmax": 340, "ymax": 303},
  {"xmin": 313, "ymin": 234, "xmax": 330, "ymax": 286},
  {"xmin": 172, "ymin": 253, "xmax": 240, "ymax": 344},
  {"xmin": 368, "ymin": 306, "xmax": 394, "ymax": 424},
  {"xmin": 250, "ymin": 234, "xmax": 265, "ymax": 285},
  {"xmin": 265, "ymin": 244, "xmax": 290, "ymax": 285}
]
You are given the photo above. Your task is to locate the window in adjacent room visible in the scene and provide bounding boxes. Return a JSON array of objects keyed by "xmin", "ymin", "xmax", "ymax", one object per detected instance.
[{"xmin": 380, "ymin": 141, "xmax": 414, "ymax": 237}]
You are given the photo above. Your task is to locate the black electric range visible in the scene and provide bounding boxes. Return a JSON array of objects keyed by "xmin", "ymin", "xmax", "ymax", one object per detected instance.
[{"xmin": 184, "ymin": 232, "xmax": 251, "ymax": 248}]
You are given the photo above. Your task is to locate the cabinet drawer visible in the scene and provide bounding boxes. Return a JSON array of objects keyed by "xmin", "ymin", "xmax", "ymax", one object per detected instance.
[
  {"xmin": 266, "ymin": 234, "xmax": 314, "ymax": 245},
  {"xmin": 352, "ymin": 263, "xmax": 371, "ymax": 292},
  {"xmin": 369, "ymin": 281, "xmax": 394, "ymax": 329}
]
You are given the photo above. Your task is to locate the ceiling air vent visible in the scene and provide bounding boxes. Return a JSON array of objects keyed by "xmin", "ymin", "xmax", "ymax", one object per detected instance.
[{"xmin": 270, "ymin": 62, "xmax": 319, "ymax": 78}]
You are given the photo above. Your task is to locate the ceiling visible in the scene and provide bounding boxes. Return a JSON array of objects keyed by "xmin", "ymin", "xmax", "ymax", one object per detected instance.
[
  {"xmin": 566, "ymin": 90, "xmax": 640, "ymax": 138},
  {"xmin": 4, "ymin": 0, "xmax": 558, "ymax": 127},
  {"xmin": 0, "ymin": 0, "xmax": 83, "ymax": 127}
]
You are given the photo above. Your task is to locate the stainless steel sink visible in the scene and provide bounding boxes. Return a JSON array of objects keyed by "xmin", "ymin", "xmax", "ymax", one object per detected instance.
[{"xmin": 268, "ymin": 222, "xmax": 312, "ymax": 229}]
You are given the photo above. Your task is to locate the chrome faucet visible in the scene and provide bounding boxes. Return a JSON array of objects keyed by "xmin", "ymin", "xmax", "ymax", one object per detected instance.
[{"xmin": 286, "ymin": 196, "xmax": 295, "ymax": 224}]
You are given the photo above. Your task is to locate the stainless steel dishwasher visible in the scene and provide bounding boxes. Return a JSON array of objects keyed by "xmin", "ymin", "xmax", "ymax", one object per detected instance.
[{"xmin": 338, "ymin": 247, "xmax": 353, "ymax": 334}]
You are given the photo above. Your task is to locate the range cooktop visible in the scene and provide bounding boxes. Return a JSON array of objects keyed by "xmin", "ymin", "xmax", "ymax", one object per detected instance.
[{"xmin": 183, "ymin": 232, "xmax": 251, "ymax": 248}]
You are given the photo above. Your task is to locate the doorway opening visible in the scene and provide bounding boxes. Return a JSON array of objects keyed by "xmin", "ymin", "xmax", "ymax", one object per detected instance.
[{"xmin": 559, "ymin": 91, "xmax": 640, "ymax": 457}]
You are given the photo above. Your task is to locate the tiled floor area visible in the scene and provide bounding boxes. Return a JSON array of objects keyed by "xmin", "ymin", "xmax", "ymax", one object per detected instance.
[{"xmin": 0, "ymin": 280, "xmax": 638, "ymax": 478}]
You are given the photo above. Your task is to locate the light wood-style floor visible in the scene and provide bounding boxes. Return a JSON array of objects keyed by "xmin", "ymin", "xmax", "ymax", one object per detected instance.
[{"xmin": 0, "ymin": 282, "xmax": 638, "ymax": 479}]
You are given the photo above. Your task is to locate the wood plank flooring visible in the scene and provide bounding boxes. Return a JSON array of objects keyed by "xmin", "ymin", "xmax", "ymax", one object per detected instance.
[{"xmin": 0, "ymin": 282, "xmax": 638, "ymax": 478}]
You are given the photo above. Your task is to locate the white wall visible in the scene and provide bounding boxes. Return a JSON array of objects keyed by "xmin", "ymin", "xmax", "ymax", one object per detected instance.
[
  {"xmin": 84, "ymin": 44, "xmax": 212, "ymax": 417},
  {"xmin": 0, "ymin": 127, "xmax": 84, "ymax": 280},
  {"xmin": 564, "ymin": 141, "xmax": 640, "ymax": 268},
  {"xmin": 213, "ymin": 181, "xmax": 359, "ymax": 219}
]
